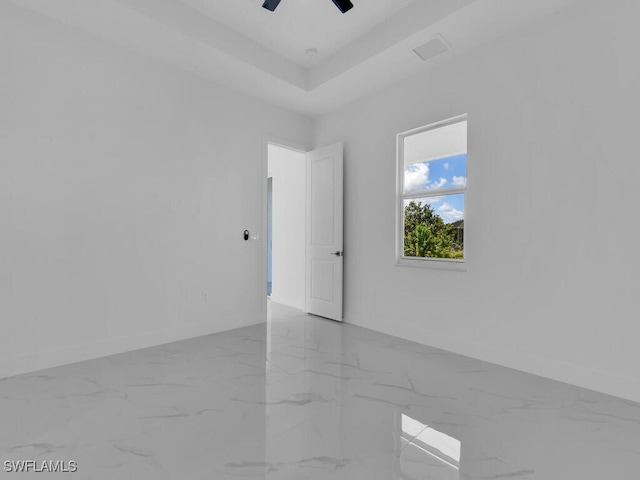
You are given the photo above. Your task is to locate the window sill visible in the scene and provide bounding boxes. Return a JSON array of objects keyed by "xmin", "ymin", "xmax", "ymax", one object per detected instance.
[{"xmin": 396, "ymin": 257, "xmax": 467, "ymax": 272}]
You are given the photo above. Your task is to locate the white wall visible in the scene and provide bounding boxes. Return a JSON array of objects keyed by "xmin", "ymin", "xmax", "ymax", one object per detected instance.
[
  {"xmin": 3, "ymin": 0, "xmax": 640, "ymax": 404},
  {"xmin": 0, "ymin": 2, "xmax": 311, "ymax": 379},
  {"xmin": 314, "ymin": 0, "xmax": 640, "ymax": 403},
  {"xmin": 267, "ymin": 144, "xmax": 306, "ymax": 310}
]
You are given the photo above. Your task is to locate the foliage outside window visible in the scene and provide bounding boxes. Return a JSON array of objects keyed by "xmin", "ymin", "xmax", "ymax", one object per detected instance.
[{"xmin": 398, "ymin": 116, "xmax": 467, "ymax": 263}]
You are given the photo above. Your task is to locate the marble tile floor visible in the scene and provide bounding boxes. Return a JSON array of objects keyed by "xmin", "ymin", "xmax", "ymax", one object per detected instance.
[{"xmin": 1, "ymin": 302, "xmax": 639, "ymax": 479}]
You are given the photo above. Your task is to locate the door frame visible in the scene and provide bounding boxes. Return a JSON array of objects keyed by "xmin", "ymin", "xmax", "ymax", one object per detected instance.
[{"xmin": 261, "ymin": 135, "xmax": 310, "ymax": 317}]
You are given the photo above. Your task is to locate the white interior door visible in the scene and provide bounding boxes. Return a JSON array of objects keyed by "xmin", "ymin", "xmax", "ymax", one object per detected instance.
[{"xmin": 306, "ymin": 143, "xmax": 344, "ymax": 321}]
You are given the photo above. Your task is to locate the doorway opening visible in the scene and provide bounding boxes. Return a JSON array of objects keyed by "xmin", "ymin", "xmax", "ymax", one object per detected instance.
[
  {"xmin": 266, "ymin": 143, "xmax": 307, "ymax": 311},
  {"xmin": 267, "ymin": 177, "xmax": 273, "ymax": 297}
]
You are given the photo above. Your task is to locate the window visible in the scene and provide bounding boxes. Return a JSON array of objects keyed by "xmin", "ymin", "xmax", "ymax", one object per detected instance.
[
  {"xmin": 397, "ymin": 115, "xmax": 467, "ymax": 267},
  {"xmin": 400, "ymin": 414, "xmax": 461, "ymax": 478}
]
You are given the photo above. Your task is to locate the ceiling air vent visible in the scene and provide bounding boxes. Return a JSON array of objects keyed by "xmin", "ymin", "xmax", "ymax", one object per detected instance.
[{"xmin": 413, "ymin": 34, "xmax": 450, "ymax": 62}]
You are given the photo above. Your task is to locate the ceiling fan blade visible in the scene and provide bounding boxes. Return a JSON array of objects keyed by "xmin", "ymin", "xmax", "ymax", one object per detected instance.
[
  {"xmin": 262, "ymin": 0, "xmax": 281, "ymax": 12},
  {"xmin": 263, "ymin": 0, "xmax": 353, "ymax": 14},
  {"xmin": 332, "ymin": 0, "xmax": 354, "ymax": 13}
]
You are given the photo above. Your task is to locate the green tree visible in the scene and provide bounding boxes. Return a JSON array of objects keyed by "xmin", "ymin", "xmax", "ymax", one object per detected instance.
[{"xmin": 403, "ymin": 201, "xmax": 463, "ymax": 259}]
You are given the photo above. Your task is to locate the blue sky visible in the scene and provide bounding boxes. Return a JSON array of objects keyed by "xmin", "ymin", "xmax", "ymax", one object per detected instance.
[{"xmin": 404, "ymin": 154, "xmax": 466, "ymax": 224}]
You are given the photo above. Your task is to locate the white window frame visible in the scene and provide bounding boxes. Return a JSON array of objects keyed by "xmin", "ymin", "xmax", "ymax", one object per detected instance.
[{"xmin": 396, "ymin": 114, "xmax": 468, "ymax": 271}]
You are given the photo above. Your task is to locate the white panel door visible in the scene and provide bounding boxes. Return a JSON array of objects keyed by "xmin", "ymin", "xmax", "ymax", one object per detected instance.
[{"xmin": 306, "ymin": 143, "xmax": 344, "ymax": 321}]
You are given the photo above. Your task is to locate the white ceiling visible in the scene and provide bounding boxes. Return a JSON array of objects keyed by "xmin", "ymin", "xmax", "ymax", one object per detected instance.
[
  {"xmin": 178, "ymin": 0, "xmax": 416, "ymax": 68},
  {"xmin": 7, "ymin": 0, "xmax": 586, "ymax": 116}
]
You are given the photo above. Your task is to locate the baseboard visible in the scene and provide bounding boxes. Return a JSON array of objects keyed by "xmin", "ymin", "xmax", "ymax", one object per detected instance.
[
  {"xmin": 344, "ymin": 312, "xmax": 640, "ymax": 405},
  {"xmin": 0, "ymin": 315, "xmax": 264, "ymax": 380}
]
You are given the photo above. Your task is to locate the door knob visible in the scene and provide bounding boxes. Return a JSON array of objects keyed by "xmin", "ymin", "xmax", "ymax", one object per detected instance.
[{"xmin": 331, "ymin": 251, "xmax": 344, "ymax": 257}]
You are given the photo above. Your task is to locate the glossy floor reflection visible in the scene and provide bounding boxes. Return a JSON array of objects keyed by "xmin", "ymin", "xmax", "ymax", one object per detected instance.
[{"xmin": 1, "ymin": 302, "xmax": 639, "ymax": 479}]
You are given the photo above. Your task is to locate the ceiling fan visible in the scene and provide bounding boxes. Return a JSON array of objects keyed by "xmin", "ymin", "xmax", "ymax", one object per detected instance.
[{"xmin": 262, "ymin": 0, "xmax": 354, "ymax": 14}]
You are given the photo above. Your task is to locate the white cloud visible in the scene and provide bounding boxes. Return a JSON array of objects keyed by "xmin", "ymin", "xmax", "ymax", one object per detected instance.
[
  {"xmin": 428, "ymin": 177, "xmax": 448, "ymax": 189},
  {"xmin": 405, "ymin": 196, "xmax": 443, "ymax": 210},
  {"xmin": 437, "ymin": 203, "xmax": 464, "ymax": 223},
  {"xmin": 443, "ymin": 162, "xmax": 449, "ymax": 171},
  {"xmin": 424, "ymin": 196, "xmax": 443, "ymax": 205},
  {"xmin": 404, "ymin": 163, "xmax": 429, "ymax": 192},
  {"xmin": 452, "ymin": 176, "xmax": 467, "ymax": 187}
]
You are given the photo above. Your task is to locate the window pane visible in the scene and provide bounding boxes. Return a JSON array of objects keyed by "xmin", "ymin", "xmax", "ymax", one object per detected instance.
[
  {"xmin": 403, "ymin": 120, "xmax": 467, "ymax": 165},
  {"xmin": 403, "ymin": 154, "xmax": 467, "ymax": 193},
  {"xmin": 403, "ymin": 194, "xmax": 464, "ymax": 260}
]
